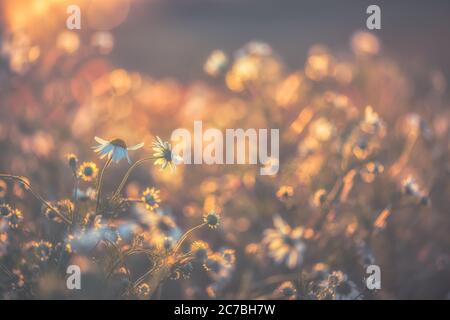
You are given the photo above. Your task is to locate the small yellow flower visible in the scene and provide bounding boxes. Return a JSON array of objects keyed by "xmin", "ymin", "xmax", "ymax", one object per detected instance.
[
  {"xmin": 276, "ymin": 185, "xmax": 294, "ymax": 201},
  {"xmin": 136, "ymin": 283, "xmax": 151, "ymax": 299},
  {"xmin": 78, "ymin": 162, "xmax": 98, "ymax": 182},
  {"xmin": 141, "ymin": 187, "xmax": 161, "ymax": 211},
  {"xmin": 203, "ymin": 210, "xmax": 220, "ymax": 229},
  {"xmin": 8, "ymin": 208, "xmax": 23, "ymax": 229},
  {"xmin": 191, "ymin": 240, "xmax": 210, "ymax": 251}
]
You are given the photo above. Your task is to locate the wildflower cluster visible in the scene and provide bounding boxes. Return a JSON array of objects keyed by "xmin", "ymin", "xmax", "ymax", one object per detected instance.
[{"xmin": 0, "ymin": 1, "xmax": 448, "ymax": 300}]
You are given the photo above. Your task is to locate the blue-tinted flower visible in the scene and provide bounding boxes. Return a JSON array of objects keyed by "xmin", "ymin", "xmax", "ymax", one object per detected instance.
[
  {"xmin": 263, "ymin": 215, "xmax": 306, "ymax": 269},
  {"xmin": 93, "ymin": 137, "xmax": 144, "ymax": 164}
]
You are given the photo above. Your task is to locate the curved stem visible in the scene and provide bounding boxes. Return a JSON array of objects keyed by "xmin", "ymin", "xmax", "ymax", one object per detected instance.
[
  {"xmin": 95, "ymin": 158, "xmax": 112, "ymax": 214},
  {"xmin": 72, "ymin": 175, "xmax": 79, "ymax": 226},
  {"xmin": 173, "ymin": 223, "xmax": 207, "ymax": 254},
  {"xmin": 0, "ymin": 174, "xmax": 71, "ymax": 224},
  {"xmin": 112, "ymin": 156, "xmax": 156, "ymax": 199}
]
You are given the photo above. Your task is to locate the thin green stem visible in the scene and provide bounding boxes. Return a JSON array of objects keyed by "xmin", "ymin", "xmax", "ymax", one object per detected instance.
[
  {"xmin": 72, "ymin": 175, "xmax": 79, "ymax": 226},
  {"xmin": 173, "ymin": 223, "xmax": 207, "ymax": 254},
  {"xmin": 112, "ymin": 156, "xmax": 157, "ymax": 199},
  {"xmin": 95, "ymin": 158, "xmax": 112, "ymax": 214},
  {"xmin": 0, "ymin": 174, "xmax": 71, "ymax": 224}
]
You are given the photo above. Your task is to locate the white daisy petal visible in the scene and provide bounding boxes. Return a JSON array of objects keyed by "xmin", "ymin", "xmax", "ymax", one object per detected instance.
[
  {"xmin": 94, "ymin": 136, "xmax": 109, "ymax": 145},
  {"xmin": 127, "ymin": 142, "xmax": 144, "ymax": 151}
]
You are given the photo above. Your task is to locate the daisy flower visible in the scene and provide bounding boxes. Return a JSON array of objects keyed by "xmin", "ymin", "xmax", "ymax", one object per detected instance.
[
  {"xmin": 275, "ymin": 281, "xmax": 297, "ymax": 300},
  {"xmin": 152, "ymin": 136, "xmax": 182, "ymax": 170},
  {"xmin": 93, "ymin": 137, "xmax": 144, "ymax": 164},
  {"xmin": 203, "ymin": 210, "xmax": 220, "ymax": 229},
  {"xmin": 8, "ymin": 208, "xmax": 23, "ymax": 229},
  {"xmin": 276, "ymin": 185, "xmax": 294, "ymax": 202},
  {"xmin": 263, "ymin": 215, "xmax": 306, "ymax": 269},
  {"xmin": 141, "ymin": 187, "xmax": 161, "ymax": 211},
  {"xmin": 0, "ymin": 203, "xmax": 13, "ymax": 218},
  {"xmin": 78, "ymin": 162, "xmax": 98, "ymax": 182},
  {"xmin": 316, "ymin": 271, "xmax": 361, "ymax": 300},
  {"xmin": 135, "ymin": 283, "xmax": 151, "ymax": 299}
]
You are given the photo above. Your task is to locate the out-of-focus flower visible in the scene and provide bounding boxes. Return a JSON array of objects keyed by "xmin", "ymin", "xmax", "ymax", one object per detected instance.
[
  {"xmin": 0, "ymin": 180, "xmax": 7, "ymax": 198},
  {"xmin": 191, "ymin": 240, "xmax": 211, "ymax": 261},
  {"xmin": 360, "ymin": 161, "xmax": 384, "ymax": 183},
  {"xmin": 316, "ymin": 271, "xmax": 361, "ymax": 300},
  {"xmin": 91, "ymin": 31, "xmax": 114, "ymax": 55},
  {"xmin": 263, "ymin": 216, "xmax": 306, "ymax": 269},
  {"xmin": 307, "ymin": 263, "xmax": 331, "ymax": 282},
  {"xmin": 66, "ymin": 153, "xmax": 78, "ymax": 174},
  {"xmin": 29, "ymin": 240, "xmax": 53, "ymax": 262},
  {"xmin": 44, "ymin": 200, "xmax": 74, "ymax": 223},
  {"xmin": 275, "ymin": 281, "xmax": 297, "ymax": 300},
  {"xmin": 1, "ymin": 31, "xmax": 39, "ymax": 74},
  {"xmin": 203, "ymin": 210, "xmax": 220, "ymax": 229},
  {"xmin": 56, "ymin": 31, "xmax": 80, "ymax": 54},
  {"xmin": 8, "ymin": 209, "xmax": 23, "ymax": 229},
  {"xmin": 142, "ymin": 213, "xmax": 181, "ymax": 249},
  {"xmin": 311, "ymin": 189, "xmax": 327, "ymax": 207},
  {"xmin": 275, "ymin": 73, "xmax": 303, "ymax": 108},
  {"xmin": 136, "ymin": 283, "xmax": 151, "ymax": 299},
  {"xmin": 162, "ymin": 236, "xmax": 176, "ymax": 251},
  {"xmin": 305, "ymin": 45, "xmax": 334, "ymax": 81},
  {"xmin": 360, "ymin": 106, "xmax": 386, "ymax": 137},
  {"xmin": 152, "ymin": 136, "xmax": 182, "ymax": 170},
  {"xmin": 402, "ymin": 176, "xmax": 420, "ymax": 196},
  {"xmin": 402, "ymin": 176, "xmax": 430, "ymax": 206},
  {"xmin": 351, "ymin": 31, "xmax": 380, "ymax": 56},
  {"xmin": 93, "ymin": 137, "xmax": 144, "ymax": 164},
  {"xmin": 73, "ymin": 188, "xmax": 96, "ymax": 202},
  {"xmin": 204, "ymin": 50, "xmax": 228, "ymax": 77},
  {"xmin": 205, "ymin": 249, "xmax": 236, "ymax": 297},
  {"xmin": 141, "ymin": 187, "xmax": 161, "ymax": 211},
  {"xmin": 276, "ymin": 185, "xmax": 294, "ymax": 202},
  {"xmin": 203, "ymin": 252, "xmax": 225, "ymax": 273},
  {"xmin": 240, "ymin": 41, "xmax": 273, "ymax": 56},
  {"xmin": 78, "ymin": 162, "xmax": 98, "ymax": 182},
  {"xmin": 0, "ymin": 204, "xmax": 13, "ymax": 218},
  {"xmin": 352, "ymin": 137, "xmax": 371, "ymax": 160},
  {"xmin": 310, "ymin": 117, "xmax": 334, "ymax": 142},
  {"xmin": 11, "ymin": 269, "xmax": 25, "ymax": 291},
  {"xmin": 221, "ymin": 248, "xmax": 236, "ymax": 266}
]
